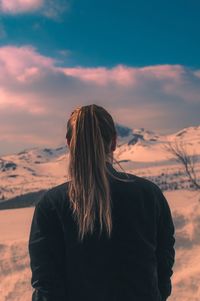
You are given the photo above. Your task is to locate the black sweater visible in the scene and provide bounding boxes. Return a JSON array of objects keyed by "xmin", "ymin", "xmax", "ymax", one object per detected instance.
[{"xmin": 28, "ymin": 162, "xmax": 175, "ymax": 301}]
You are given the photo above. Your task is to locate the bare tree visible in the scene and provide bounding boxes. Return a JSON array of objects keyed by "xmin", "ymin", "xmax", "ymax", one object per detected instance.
[{"xmin": 164, "ymin": 140, "xmax": 200, "ymax": 190}]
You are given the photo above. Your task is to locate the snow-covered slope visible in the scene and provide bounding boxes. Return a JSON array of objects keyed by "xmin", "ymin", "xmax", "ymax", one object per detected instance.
[
  {"xmin": 0, "ymin": 190, "xmax": 200, "ymax": 301},
  {"xmin": 0, "ymin": 124, "xmax": 200, "ymax": 301},
  {"xmin": 0, "ymin": 124, "xmax": 200, "ymax": 201},
  {"xmin": 0, "ymin": 146, "xmax": 69, "ymax": 201}
]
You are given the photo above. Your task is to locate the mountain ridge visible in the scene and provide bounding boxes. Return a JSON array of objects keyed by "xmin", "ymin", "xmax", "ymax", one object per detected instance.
[{"xmin": 0, "ymin": 124, "xmax": 199, "ymax": 201}]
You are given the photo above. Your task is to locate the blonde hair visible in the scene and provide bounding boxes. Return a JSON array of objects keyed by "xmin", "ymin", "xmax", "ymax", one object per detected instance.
[{"xmin": 66, "ymin": 104, "xmax": 134, "ymax": 241}]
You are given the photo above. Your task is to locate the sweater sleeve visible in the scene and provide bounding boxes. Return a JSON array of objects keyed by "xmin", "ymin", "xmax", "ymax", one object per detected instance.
[
  {"xmin": 28, "ymin": 194, "xmax": 66, "ymax": 301},
  {"xmin": 154, "ymin": 186, "xmax": 176, "ymax": 300},
  {"xmin": 28, "ymin": 196, "xmax": 55, "ymax": 301}
]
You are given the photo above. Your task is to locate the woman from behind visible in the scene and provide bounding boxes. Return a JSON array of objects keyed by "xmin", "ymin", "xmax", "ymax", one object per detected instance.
[{"xmin": 28, "ymin": 104, "xmax": 175, "ymax": 301}]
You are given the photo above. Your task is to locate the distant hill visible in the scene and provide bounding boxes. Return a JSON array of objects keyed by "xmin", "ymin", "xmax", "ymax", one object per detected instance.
[
  {"xmin": 0, "ymin": 189, "xmax": 47, "ymax": 210},
  {"xmin": 0, "ymin": 123, "xmax": 199, "ymax": 207}
]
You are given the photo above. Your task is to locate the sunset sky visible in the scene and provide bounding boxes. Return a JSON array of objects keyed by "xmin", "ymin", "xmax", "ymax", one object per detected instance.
[{"xmin": 0, "ymin": 0, "xmax": 200, "ymax": 155}]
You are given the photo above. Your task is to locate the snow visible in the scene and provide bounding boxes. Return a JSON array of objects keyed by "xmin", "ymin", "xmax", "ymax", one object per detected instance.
[
  {"xmin": 1, "ymin": 125, "xmax": 200, "ymax": 201},
  {"xmin": 0, "ymin": 207, "xmax": 33, "ymax": 242},
  {"xmin": 0, "ymin": 190, "xmax": 200, "ymax": 301},
  {"xmin": 0, "ymin": 208, "xmax": 33, "ymax": 301},
  {"xmin": 0, "ymin": 124, "xmax": 200, "ymax": 300}
]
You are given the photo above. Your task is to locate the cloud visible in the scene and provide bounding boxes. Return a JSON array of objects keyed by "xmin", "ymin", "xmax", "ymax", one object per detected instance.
[
  {"xmin": 0, "ymin": 0, "xmax": 44, "ymax": 14},
  {"xmin": 0, "ymin": 45, "xmax": 54, "ymax": 79},
  {"xmin": 0, "ymin": 0, "xmax": 69, "ymax": 19},
  {"xmin": 60, "ymin": 65, "xmax": 137, "ymax": 86},
  {"xmin": 42, "ymin": 0, "xmax": 69, "ymax": 20},
  {"xmin": 0, "ymin": 45, "xmax": 200, "ymax": 155},
  {"xmin": 60, "ymin": 64, "xmax": 183, "ymax": 86}
]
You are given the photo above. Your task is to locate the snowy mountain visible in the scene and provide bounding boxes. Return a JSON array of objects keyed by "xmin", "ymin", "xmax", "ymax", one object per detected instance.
[
  {"xmin": 0, "ymin": 124, "xmax": 200, "ymax": 301},
  {"xmin": 0, "ymin": 124, "xmax": 200, "ymax": 201}
]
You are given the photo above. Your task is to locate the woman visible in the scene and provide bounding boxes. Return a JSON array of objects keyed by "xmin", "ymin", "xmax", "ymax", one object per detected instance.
[{"xmin": 28, "ymin": 104, "xmax": 175, "ymax": 301}]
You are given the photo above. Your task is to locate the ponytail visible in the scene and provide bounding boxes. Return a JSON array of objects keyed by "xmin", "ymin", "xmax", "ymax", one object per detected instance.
[{"xmin": 66, "ymin": 104, "xmax": 133, "ymax": 242}]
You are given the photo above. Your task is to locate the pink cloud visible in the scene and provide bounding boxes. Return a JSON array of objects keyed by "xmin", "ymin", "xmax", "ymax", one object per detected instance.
[
  {"xmin": 0, "ymin": 45, "xmax": 189, "ymax": 87},
  {"xmin": 0, "ymin": 45, "xmax": 200, "ymax": 155},
  {"xmin": 0, "ymin": 46, "xmax": 138, "ymax": 86},
  {"xmin": 0, "ymin": 45, "xmax": 55, "ymax": 82},
  {"xmin": 61, "ymin": 65, "xmax": 137, "ymax": 86},
  {"xmin": 0, "ymin": 0, "xmax": 44, "ymax": 13},
  {"xmin": 139, "ymin": 65, "xmax": 184, "ymax": 81},
  {"xmin": 0, "ymin": 0, "xmax": 69, "ymax": 19},
  {"xmin": 0, "ymin": 88, "xmax": 47, "ymax": 114},
  {"xmin": 60, "ymin": 64, "xmax": 186, "ymax": 87}
]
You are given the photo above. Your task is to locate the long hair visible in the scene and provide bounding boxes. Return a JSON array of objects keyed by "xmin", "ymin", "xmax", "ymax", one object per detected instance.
[{"xmin": 66, "ymin": 104, "xmax": 134, "ymax": 241}]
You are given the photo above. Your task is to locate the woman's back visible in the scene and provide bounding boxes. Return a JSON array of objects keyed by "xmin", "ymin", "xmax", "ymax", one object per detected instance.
[{"xmin": 29, "ymin": 161, "xmax": 175, "ymax": 301}]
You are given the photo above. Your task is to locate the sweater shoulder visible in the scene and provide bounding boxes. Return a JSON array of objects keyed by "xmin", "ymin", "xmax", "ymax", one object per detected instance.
[
  {"xmin": 113, "ymin": 170, "xmax": 161, "ymax": 192},
  {"xmin": 36, "ymin": 181, "xmax": 68, "ymax": 210}
]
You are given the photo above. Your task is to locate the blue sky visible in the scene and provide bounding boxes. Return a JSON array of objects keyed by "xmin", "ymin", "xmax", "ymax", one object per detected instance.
[
  {"xmin": 0, "ymin": 0, "xmax": 200, "ymax": 155},
  {"xmin": 1, "ymin": 0, "xmax": 200, "ymax": 67}
]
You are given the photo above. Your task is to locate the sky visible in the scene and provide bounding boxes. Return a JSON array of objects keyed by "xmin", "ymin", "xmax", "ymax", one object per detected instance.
[{"xmin": 0, "ymin": 0, "xmax": 200, "ymax": 156}]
